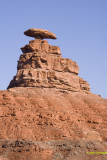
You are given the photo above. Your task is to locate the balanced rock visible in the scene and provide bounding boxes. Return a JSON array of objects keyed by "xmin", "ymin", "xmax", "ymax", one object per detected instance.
[
  {"xmin": 1, "ymin": 28, "xmax": 107, "ymax": 160},
  {"xmin": 24, "ymin": 28, "xmax": 57, "ymax": 39},
  {"xmin": 7, "ymin": 29, "xmax": 90, "ymax": 92}
]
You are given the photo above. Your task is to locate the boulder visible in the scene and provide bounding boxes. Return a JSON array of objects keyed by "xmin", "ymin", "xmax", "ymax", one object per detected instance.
[{"xmin": 24, "ymin": 28, "xmax": 57, "ymax": 39}]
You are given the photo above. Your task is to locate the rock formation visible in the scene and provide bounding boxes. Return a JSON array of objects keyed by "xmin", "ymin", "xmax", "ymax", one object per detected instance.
[
  {"xmin": 24, "ymin": 28, "xmax": 57, "ymax": 39},
  {"xmin": 0, "ymin": 87, "xmax": 107, "ymax": 160},
  {"xmin": 0, "ymin": 28, "xmax": 107, "ymax": 160},
  {"xmin": 8, "ymin": 28, "xmax": 90, "ymax": 92}
]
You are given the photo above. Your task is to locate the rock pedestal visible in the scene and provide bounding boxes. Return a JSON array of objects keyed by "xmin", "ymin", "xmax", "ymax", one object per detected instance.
[{"xmin": 8, "ymin": 29, "xmax": 90, "ymax": 92}]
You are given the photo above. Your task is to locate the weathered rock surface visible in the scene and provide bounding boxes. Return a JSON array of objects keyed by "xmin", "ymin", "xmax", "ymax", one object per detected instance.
[
  {"xmin": 0, "ymin": 88, "xmax": 107, "ymax": 159},
  {"xmin": 0, "ymin": 87, "xmax": 107, "ymax": 141},
  {"xmin": 24, "ymin": 28, "xmax": 57, "ymax": 39},
  {"xmin": 0, "ymin": 140, "xmax": 107, "ymax": 160},
  {"xmin": 0, "ymin": 29, "xmax": 107, "ymax": 159},
  {"xmin": 8, "ymin": 38, "xmax": 90, "ymax": 92}
]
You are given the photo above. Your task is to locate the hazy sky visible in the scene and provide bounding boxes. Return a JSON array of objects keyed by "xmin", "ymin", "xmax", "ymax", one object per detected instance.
[{"xmin": 0, "ymin": 0, "xmax": 107, "ymax": 98}]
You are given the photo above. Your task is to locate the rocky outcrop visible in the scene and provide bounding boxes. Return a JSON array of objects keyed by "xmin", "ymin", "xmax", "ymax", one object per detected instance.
[
  {"xmin": 7, "ymin": 29, "xmax": 90, "ymax": 92},
  {"xmin": 79, "ymin": 78, "xmax": 90, "ymax": 91},
  {"xmin": 0, "ymin": 28, "xmax": 107, "ymax": 160}
]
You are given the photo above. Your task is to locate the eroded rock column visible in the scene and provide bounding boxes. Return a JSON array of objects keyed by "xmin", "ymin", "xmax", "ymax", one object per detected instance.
[{"xmin": 8, "ymin": 28, "xmax": 90, "ymax": 92}]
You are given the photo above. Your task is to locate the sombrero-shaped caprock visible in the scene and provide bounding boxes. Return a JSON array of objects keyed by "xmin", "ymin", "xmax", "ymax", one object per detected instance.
[{"xmin": 24, "ymin": 28, "xmax": 57, "ymax": 39}]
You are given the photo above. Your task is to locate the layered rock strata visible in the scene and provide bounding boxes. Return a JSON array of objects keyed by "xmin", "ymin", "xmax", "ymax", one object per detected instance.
[
  {"xmin": 1, "ymin": 28, "xmax": 107, "ymax": 160},
  {"xmin": 8, "ymin": 29, "xmax": 90, "ymax": 92}
]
